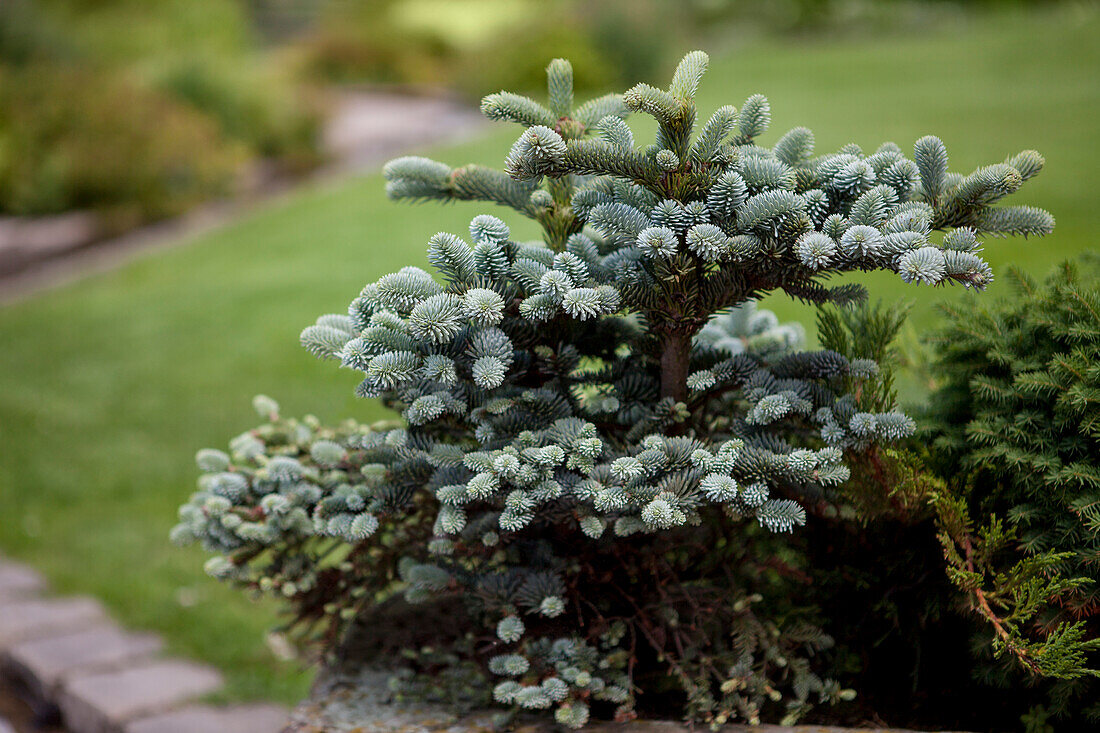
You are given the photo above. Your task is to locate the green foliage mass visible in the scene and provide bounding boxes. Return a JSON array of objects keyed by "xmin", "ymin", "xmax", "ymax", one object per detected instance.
[
  {"xmin": 802, "ymin": 264, "xmax": 1100, "ymax": 731},
  {"xmin": 174, "ymin": 50, "xmax": 1053, "ymax": 727},
  {"xmin": 924, "ymin": 258, "xmax": 1100, "ymax": 722}
]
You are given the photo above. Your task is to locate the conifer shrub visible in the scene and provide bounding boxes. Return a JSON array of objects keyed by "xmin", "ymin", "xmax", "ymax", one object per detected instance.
[
  {"xmin": 797, "ymin": 271, "xmax": 1100, "ymax": 731},
  {"xmin": 174, "ymin": 51, "xmax": 1054, "ymax": 727},
  {"xmin": 923, "ymin": 258, "xmax": 1100, "ymax": 723}
]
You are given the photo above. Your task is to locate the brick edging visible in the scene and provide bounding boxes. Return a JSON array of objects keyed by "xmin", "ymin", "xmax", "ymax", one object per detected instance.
[{"xmin": 0, "ymin": 556, "xmax": 286, "ymax": 733}]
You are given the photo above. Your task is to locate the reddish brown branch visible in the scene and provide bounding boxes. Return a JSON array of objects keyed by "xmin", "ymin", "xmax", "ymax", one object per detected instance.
[{"xmin": 961, "ymin": 533, "xmax": 1044, "ymax": 676}]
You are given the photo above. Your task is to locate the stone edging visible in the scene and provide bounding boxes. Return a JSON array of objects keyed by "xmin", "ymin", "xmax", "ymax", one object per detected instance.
[{"xmin": 0, "ymin": 557, "xmax": 287, "ymax": 732}]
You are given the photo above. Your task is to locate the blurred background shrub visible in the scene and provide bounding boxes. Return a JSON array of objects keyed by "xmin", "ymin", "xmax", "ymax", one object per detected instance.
[
  {"xmin": 152, "ymin": 58, "xmax": 321, "ymax": 173},
  {"xmin": 449, "ymin": 0, "xmax": 674, "ymax": 97},
  {"xmin": 0, "ymin": 65, "xmax": 242, "ymax": 225},
  {"xmin": 291, "ymin": 0, "xmax": 457, "ymax": 86}
]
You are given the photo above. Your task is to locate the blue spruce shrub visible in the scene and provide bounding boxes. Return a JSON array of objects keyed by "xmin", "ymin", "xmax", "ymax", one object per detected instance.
[{"xmin": 175, "ymin": 52, "xmax": 1052, "ymax": 727}]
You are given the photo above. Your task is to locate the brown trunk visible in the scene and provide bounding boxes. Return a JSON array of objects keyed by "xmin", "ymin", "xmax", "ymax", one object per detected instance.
[{"xmin": 659, "ymin": 330, "xmax": 692, "ymax": 403}]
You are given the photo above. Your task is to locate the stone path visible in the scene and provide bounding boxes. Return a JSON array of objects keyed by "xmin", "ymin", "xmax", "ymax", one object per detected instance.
[
  {"xmin": 0, "ymin": 89, "xmax": 485, "ymax": 306},
  {"xmin": 0, "ymin": 557, "xmax": 287, "ymax": 733}
]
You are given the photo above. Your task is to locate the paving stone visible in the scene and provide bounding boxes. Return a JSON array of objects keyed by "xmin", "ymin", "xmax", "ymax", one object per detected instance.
[
  {"xmin": 6, "ymin": 625, "xmax": 163, "ymax": 698},
  {"xmin": 0, "ymin": 561, "xmax": 46, "ymax": 603},
  {"xmin": 123, "ymin": 703, "xmax": 288, "ymax": 733},
  {"xmin": 0, "ymin": 597, "xmax": 107, "ymax": 652},
  {"xmin": 59, "ymin": 659, "xmax": 223, "ymax": 733}
]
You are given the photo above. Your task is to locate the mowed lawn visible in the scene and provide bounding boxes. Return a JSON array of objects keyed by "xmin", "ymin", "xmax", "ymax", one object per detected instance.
[{"xmin": 1, "ymin": 8, "xmax": 1097, "ymax": 705}]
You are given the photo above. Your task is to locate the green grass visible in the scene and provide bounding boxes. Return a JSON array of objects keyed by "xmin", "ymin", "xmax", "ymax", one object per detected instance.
[{"xmin": 1, "ymin": 6, "xmax": 1097, "ymax": 705}]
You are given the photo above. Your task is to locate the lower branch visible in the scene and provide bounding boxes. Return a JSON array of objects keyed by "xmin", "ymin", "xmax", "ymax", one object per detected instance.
[{"xmin": 961, "ymin": 534, "xmax": 1044, "ymax": 676}]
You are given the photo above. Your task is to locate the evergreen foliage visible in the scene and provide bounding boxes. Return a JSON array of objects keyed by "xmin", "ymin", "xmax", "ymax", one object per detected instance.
[
  {"xmin": 175, "ymin": 52, "xmax": 1052, "ymax": 727},
  {"xmin": 798, "ymin": 289, "xmax": 1098, "ymax": 732},
  {"xmin": 924, "ymin": 258, "xmax": 1100, "ymax": 720}
]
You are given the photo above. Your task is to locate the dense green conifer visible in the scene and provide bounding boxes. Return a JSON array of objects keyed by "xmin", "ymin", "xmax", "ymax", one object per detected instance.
[{"xmin": 925, "ymin": 259, "xmax": 1100, "ymax": 722}]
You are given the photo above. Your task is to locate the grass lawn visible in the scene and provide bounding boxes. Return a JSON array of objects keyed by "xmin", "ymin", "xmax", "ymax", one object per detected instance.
[{"xmin": 1, "ymin": 7, "xmax": 1097, "ymax": 705}]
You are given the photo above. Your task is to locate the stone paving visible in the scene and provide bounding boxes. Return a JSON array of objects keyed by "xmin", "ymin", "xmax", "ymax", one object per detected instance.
[{"xmin": 0, "ymin": 557, "xmax": 287, "ymax": 733}]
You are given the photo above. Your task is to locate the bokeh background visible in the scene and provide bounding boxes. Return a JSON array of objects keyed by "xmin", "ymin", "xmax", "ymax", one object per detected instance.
[{"xmin": 1, "ymin": 0, "xmax": 1098, "ymax": 706}]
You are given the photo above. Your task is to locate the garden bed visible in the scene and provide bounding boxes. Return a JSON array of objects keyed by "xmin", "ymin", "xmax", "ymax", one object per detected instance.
[{"xmin": 286, "ymin": 664, "xmax": 970, "ymax": 733}]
